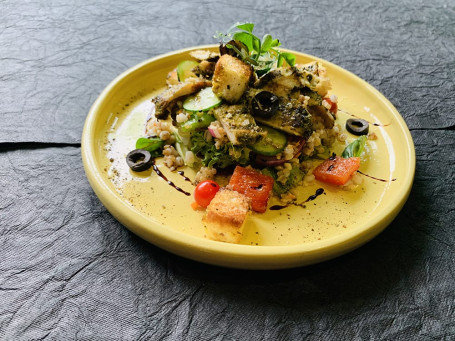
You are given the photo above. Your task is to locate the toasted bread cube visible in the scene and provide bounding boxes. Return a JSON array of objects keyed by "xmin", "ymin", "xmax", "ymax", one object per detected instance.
[
  {"xmin": 212, "ymin": 54, "xmax": 251, "ymax": 103},
  {"xmin": 203, "ymin": 188, "xmax": 250, "ymax": 243}
]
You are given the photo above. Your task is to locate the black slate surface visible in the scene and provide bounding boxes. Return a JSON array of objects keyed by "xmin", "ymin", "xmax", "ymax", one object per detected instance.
[{"xmin": 1, "ymin": 0, "xmax": 454, "ymax": 340}]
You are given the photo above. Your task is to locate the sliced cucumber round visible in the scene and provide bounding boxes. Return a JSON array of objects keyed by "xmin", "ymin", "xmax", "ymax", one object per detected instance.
[
  {"xmin": 177, "ymin": 60, "xmax": 199, "ymax": 81},
  {"xmin": 183, "ymin": 87, "xmax": 222, "ymax": 112},
  {"xmin": 250, "ymin": 125, "xmax": 288, "ymax": 156}
]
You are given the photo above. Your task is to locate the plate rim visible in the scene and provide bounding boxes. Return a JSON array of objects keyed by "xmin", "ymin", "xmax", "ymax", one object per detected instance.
[{"xmin": 81, "ymin": 45, "xmax": 416, "ymax": 269}]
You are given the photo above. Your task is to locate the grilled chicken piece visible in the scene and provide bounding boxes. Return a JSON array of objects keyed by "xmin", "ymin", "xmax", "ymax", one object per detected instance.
[
  {"xmin": 195, "ymin": 60, "xmax": 216, "ymax": 79},
  {"xmin": 152, "ymin": 78, "xmax": 212, "ymax": 118},
  {"xmin": 307, "ymin": 105, "xmax": 335, "ymax": 129},
  {"xmin": 254, "ymin": 67, "xmax": 301, "ymax": 97},
  {"xmin": 255, "ymin": 98, "xmax": 313, "ymax": 138},
  {"xmin": 300, "ymin": 87, "xmax": 323, "ymax": 106},
  {"xmin": 212, "ymin": 104, "xmax": 264, "ymax": 145},
  {"xmin": 294, "ymin": 61, "xmax": 331, "ymax": 97},
  {"xmin": 212, "ymin": 55, "xmax": 252, "ymax": 103},
  {"xmin": 254, "ymin": 61, "xmax": 331, "ymax": 98},
  {"xmin": 203, "ymin": 188, "xmax": 250, "ymax": 244}
]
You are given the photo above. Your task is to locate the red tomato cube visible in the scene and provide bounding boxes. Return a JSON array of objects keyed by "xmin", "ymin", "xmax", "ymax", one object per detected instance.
[
  {"xmin": 228, "ymin": 166, "xmax": 274, "ymax": 213},
  {"xmin": 313, "ymin": 156, "xmax": 360, "ymax": 186}
]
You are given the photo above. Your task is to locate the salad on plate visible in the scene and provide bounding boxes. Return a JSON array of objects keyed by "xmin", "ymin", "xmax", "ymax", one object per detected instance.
[{"xmin": 125, "ymin": 23, "xmax": 376, "ymax": 244}]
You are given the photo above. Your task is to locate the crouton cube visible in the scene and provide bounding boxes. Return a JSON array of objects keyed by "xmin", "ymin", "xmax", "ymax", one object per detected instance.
[
  {"xmin": 203, "ymin": 188, "xmax": 250, "ymax": 243},
  {"xmin": 212, "ymin": 54, "xmax": 252, "ymax": 103}
]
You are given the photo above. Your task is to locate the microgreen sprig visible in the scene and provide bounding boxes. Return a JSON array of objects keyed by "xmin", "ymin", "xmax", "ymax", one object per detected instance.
[{"xmin": 214, "ymin": 22, "xmax": 296, "ymax": 74}]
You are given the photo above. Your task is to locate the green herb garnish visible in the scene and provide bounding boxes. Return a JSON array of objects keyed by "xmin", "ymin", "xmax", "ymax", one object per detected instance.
[
  {"xmin": 136, "ymin": 137, "xmax": 165, "ymax": 158},
  {"xmin": 341, "ymin": 135, "xmax": 367, "ymax": 158},
  {"xmin": 214, "ymin": 22, "xmax": 296, "ymax": 74}
]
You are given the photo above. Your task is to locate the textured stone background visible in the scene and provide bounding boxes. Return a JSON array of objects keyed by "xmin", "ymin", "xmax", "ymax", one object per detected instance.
[{"xmin": 1, "ymin": 0, "xmax": 454, "ymax": 339}]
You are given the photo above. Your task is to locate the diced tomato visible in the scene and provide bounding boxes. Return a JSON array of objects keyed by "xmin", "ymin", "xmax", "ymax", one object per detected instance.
[
  {"xmin": 228, "ymin": 166, "xmax": 274, "ymax": 213},
  {"xmin": 313, "ymin": 156, "xmax": 360, "ymax": 186},
  {"xmin": 194, "ymin": 180, "xmax": 220, "ymax": 208},
  {"xmin": 324, "ymin": 97, "xmax": 338, "ymax": 114}
]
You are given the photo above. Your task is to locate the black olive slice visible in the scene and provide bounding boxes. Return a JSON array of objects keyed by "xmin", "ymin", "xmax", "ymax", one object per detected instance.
[
  {"xmin": 252, "ymin": 91, "xmax": 280, "ymax": 118},
  {"xmin": 346, "ymin": 118, "xmax": 369, "ymax": 135},
  {"xmin": 126, "ymin": 149, "xmax": 153, "ymax": 172}
]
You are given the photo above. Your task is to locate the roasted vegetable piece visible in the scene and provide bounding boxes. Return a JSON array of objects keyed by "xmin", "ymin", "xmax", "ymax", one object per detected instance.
[
  {"xmin": 313, "ymin": 156, "xmax": 360, "ymax": 186},
  {"xmin": 228, "ymin": 166, "xmax": 274, "ymax": 213}
]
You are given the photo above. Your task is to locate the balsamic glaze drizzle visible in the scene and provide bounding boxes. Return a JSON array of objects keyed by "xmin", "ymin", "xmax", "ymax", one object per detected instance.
[
  {"xmin": 177, "ymin": 171, "xmax": 194, "ymax": 185},
  {"xmin": 270, "ymin": 188, "xmax": 325, "ymax": 211},
  {"xmin": 357, "ymin": 170, "xmax": 397, "ymax": 182},
  {"xmin": 338, "ymin": 109, "xmax": 391, "ymax": 127},
  {"xmin": 152, "ymin": 161, "xmax": 191, "ymax": 196}
]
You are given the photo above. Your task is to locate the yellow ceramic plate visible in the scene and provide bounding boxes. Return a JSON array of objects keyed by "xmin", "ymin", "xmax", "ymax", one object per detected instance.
[{"xmin": 82, "ymin": 45, "xmax": 415, "ymax": 269}]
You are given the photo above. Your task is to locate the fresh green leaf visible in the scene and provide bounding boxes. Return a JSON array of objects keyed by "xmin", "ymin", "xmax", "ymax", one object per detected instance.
[
  {"xmin": 277, "ymin": 54, "xmax": 284, "ymax": 68},
  {"xmin": 135, "ymin": 137, "xmax": 165, "ymax": 158},
  {"xmin": 232, "ymin": 32, "xmax": 254, "ymax": 52},
  {"xmin": 235, "ymin": 22, "xmax": 255, "ymax": 33},
  {"xmin": 252, "ymin": 38, "xmax": 260, "ymax": 53},
  {"xmin": 279, "ymin": 52, "xmax": 296, "ymax": 67},
  {"xmin": 271, "ymin": 39, "xmax": 280, "ymax": 48},
  {"xmin": 136, "ymin": 137, "xmax": 164, "ymax": 151},
  {"xmin": 261, "ymin": 34, "xmax": 273, "ymax": 53},
  {"xmin": 215, "ymin": 23, "xmax": 296, "ymax": 75},
  {"xmin": 341, "ymin": 135, "xmax": 367, "ymax": 158}
]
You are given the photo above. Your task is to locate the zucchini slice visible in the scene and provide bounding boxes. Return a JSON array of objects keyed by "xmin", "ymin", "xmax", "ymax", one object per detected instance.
[
  {"xmin": 183, "ymin": 87, "xmax": 222, "ymax": 112},
  {"xmin": 177, "ymin": 60, "xmax": 199, "ymax": 81},
  {"xmin": 250, "ymin": 125, "xmax": 287, "ymax": 156}
]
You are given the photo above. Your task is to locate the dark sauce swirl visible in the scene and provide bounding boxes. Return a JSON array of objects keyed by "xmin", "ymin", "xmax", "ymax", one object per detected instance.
[
  {"xmin": 177, "ymin": 170, "xmax": 194, "ymax": 185},
  {"xmin": 152, "ymin": 161, "xmax": 191, "ymax": 196},
  {"xmin": 338, "ymin": 109, "xmax": 391, "ymax": 127},
  {"xmin": 270, "ymin": 188, "xmax": 325, "ymax": 211},
  {"xmin": 357, "ymin": 170, "xmax": 397, "ymax": 182}
]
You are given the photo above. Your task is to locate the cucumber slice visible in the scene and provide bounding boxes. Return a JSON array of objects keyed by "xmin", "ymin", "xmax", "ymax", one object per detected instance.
[
  {"xmin": 183, "ymin": 87, "xmax": 222, "ymax": 112},
  {"xmin": 179, "ymin": 112, "xmax": 216, "ymax": 133},
  {"xmin": 250, "ymin": 125, "xmax": 288, "ymax": 156},
  {"xmin": 177, "ymin": 60, "xmax": 199, "ymax": 81}
]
